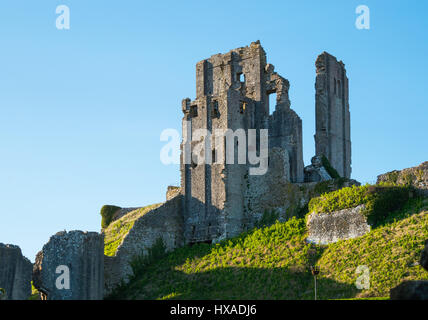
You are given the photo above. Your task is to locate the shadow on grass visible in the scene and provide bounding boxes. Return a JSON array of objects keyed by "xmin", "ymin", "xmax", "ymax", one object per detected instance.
[{"xmin": 108, "ymin": 264, "xmax": 359, "ymax": 300}]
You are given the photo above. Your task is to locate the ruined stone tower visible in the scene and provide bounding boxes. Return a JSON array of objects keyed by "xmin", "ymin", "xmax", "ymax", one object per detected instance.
[
  {"xmin": 180, "ymin": 41, "xmax": 304, "ymax": 244},
  {"xmin": 314, "ymin": 52, "xmax": 351, "ymax": 178}
]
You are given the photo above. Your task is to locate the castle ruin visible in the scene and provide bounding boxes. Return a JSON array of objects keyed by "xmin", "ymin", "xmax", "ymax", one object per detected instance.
[
  {"xmin": 180, "ymin": 41, "xmax": 351, "ymax": 245},
  {"xmin": 30, "ymin": 41, "xmax": 354, "ymax": 298}
]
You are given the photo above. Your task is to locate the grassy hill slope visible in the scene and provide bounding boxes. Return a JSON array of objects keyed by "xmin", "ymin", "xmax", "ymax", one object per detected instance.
[
  {"xmin": 103, "ymin": 203, "xmax": 162, "ymax": 257},
  {"xmin": 107, "ymin": 195, "xmax": 428, "ymax": 300}
]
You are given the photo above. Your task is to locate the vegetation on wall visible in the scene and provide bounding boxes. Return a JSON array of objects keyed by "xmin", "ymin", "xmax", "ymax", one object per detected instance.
[
  {"xmin": 321, "ymin": 155, "xmax": 341, "ymax": 179},
  {"xmin": 106, "ymin": 199, "xmax": 428, "ymax": 300},
  {"xmin": 28, "ymin": 282, "xmax": 40, "ymax": 300},
  {"xmin": 308, "ymin": 184, "xmax": 413, "ymax": 226},
  {"xmin": 312, "ymin": 177, "xmax": 348, "ymax": 195},
  {"xmin": 103, "ymin": 204, "xmax": 162, "ymax": 256},
  {"xmin": 107, "ymin": 238, "xmax": 168, "ymax": 299},
  {"xmin": 255, "ymin": 209, "xmax": 279, "ymax": 228},
  {"xmin": 100, "ymin": 205, "xmax": 121, "ymax": 229},
  {"xmin": 104, "ymin": 184, "xmax": 428, "ymax": 300}
]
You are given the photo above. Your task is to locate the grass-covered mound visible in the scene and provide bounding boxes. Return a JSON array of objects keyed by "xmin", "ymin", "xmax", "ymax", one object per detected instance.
[
  {"xmin": 319, "ymin": 210, "xmax": 428, "ymax": 298},
  {"xmin": 308, "ymin": 184, "xmax": 413, "ymax": 226},
  {"xmin": 103, "ymin": 203, "xmax": 162, "ymax": 256},
  {"xmin": 107, "ymin": 197, "xmax": 428, "ymax": 300}
]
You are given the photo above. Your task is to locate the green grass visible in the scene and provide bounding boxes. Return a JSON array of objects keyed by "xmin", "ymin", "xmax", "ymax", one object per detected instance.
[
  {"xmin": 307, "ymin": 184, "xmax": 413, "ymax": 226},
  {"xmin": 107, "ymin": 194, "xmax": 428, "ymax": 300},
  {"xmin": 28, "ymin": 281, "xmax": 40, "ymax": 300},
  {"xmin": 103, "ymin": 203, "xmax": 162, "ymax": 256},
  {"xmin": 318, "ymin": 210, "xmax": 428, "ymax": 298}
]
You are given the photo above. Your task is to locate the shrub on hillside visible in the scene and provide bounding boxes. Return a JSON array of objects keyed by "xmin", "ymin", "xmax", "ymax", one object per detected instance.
[{"xmin": 100, "ymin": 205, "xmax": 121, "ymax": 229}]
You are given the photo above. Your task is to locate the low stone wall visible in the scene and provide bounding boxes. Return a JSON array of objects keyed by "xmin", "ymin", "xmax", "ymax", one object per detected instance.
[
  {"xmin": 33, "ymin": 231, "xmax": 104, "ymax": 300},
  {"xmin": 111, "ymin": 207, "xmax": 142, "ymax": 223},
  {"xmin": 306, "ymin": 205, "xmax": 370, "ymax": 245},
  {"xmin": 0, "ymin": 243, "xmax": 32, "ymax": 300},
  {"xmin": 166, "ymin": 186, "xmax": 181, "ymax": 201},
  {"xmin": 104, "ymin": 195, "xmax": 184, "ymax": 295},
  {"xmin": 377, "ymin": 161, "xmax": 428, "ymax": 196}
]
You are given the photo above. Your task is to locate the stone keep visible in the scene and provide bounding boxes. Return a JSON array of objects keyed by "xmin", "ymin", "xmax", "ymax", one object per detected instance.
[
  {"xmin": 0, "ymin": 243, "xmax": 32, "ymax": 300},
  {"xmin": 33, "ymin": 231, "xmax": 104, "ymax": 300},
  {"xmin": 314, "ymin": 52, "xmax": 351, "ymax": 178},
  {"xmin": 180, "ymin": 41, "xmax": 304, "ymax": 244}
]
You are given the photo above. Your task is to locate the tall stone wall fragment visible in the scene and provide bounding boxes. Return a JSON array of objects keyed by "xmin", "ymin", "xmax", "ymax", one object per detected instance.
[
  {"xmin": 0, "ymin": 243, "xmax": 32, "ymax": 300},
  {"xmin": 180, "ymin": 41, "xmax": 304, "ymax": 245},
  {"xmin": 314, "ymin": 52, "xmax": 351, "ymax": 178},
  {"xmin": 32, "ymin": 231, "xmax": 104, "ymax": 300}
]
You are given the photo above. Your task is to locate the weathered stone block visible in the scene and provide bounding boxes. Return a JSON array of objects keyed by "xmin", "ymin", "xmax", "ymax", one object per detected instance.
[
  {"xmin": 304, "ymin": 155, "xmax": 332, "ymax": 182},
  {"xmin": 33, "ymin": 231, "xmax": 104, "ymax": 300},
  {"xmin": 0, "ymin": 243, "xmax": 32, "ymax": 300},
  {"xmin": 377, "ymin": 161, "xmax": 428, "ymax": 196},
  {"xmin": 306, "ymin": 205, "xmax": 370, "ymax": 244},
  {"xmin": 390, "ymin": 280, "xmax": 428, "ymax": 300}
]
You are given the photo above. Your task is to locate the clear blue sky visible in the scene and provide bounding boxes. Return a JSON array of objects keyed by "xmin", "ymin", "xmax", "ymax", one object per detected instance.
[{"xmin": 0, "ymin": 1, "xmax": 427, "ymax": 261}]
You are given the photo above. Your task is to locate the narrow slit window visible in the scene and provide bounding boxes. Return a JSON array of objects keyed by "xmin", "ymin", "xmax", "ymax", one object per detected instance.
[
  {"xmin": 190, "ymin": 105, "xmax": 198, "ymax": 117},
  {"xmin": 237, "ymin": 72, "xmax": 245, "ymax": 83},
  {"xmin": 268, "ymin": 92, "xmax": 276, "ymax": 115},
  {"xmin": 239, "ymin": 101, "xmax": 246, "ymax": 114}
]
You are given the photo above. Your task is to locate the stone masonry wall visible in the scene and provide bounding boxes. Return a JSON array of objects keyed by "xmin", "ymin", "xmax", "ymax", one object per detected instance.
[
  {"xmin": 166, "ymin": 186, "xmax": 181, "ymax": 201},
  {"xmin": 180, "ymin": 41, "xmax": 304, "ymax": 245},
  {"xmin": 104, "ymin": 195, "xmax": 184, "ymax": 295},
  {"xmin": 0, "ymin": 243, "xmax": 32, "ymax": 300},
  {"xmin": 377, "ymin": 161, "xmax": 428, "ymax": 196},
  {"xmin": 315, "ymin": 52, "xmax": 351, "ymax": 178},
  {"xmin": 33, "ymin": 231, "xmax": 104, "ymax": 300}
]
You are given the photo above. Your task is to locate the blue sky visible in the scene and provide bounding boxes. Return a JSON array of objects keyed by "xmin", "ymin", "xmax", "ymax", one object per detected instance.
[{"xmin": 0, "ymin": 1, "xmax": 427, "ymax": 261}]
